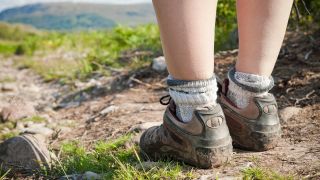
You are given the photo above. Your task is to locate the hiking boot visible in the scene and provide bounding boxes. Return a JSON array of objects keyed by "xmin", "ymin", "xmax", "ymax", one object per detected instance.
[
  {"xmin": 139, "ymin": 97, "xmax": 233, "ymax": 169},
  {"xmin": 218, "ymin": 79, "xmax": 281, "ymax": 151}
]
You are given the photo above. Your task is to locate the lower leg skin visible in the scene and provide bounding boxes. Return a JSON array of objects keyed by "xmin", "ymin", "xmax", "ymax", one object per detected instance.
[
  {"xmin": 228, "ymin": 0, "xmax": 293, "ymax": 108},
  {"xmin": 236, "ymin": 0, "xmax": 294, "ymax": 76},
  {"xmin": 152, "ymin": 0, "xmax": 217, "ymax": 80},
  {"xmin": 152, "ymin": 0, "xmax": 218, "ymax": 122}
]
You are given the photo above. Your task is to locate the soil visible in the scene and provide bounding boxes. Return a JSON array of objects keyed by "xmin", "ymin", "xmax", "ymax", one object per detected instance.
[{"xmin": 0, "ymin": 29, "xmax": 319, "ymax": 179}]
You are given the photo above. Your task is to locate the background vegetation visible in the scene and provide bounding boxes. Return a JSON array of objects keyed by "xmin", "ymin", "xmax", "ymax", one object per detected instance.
[{"xmin": 0, "ymin": 0, "xmax": 318, "ymax": 83}]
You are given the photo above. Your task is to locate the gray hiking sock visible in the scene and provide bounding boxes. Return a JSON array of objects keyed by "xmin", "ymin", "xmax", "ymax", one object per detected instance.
[
  {"xmin": 227, "ymin": 68, "xmax": 274, "ymax": 108},
  {"xmin": 167, "ymin": 75, "xmax": 218, "ymax": 123}
]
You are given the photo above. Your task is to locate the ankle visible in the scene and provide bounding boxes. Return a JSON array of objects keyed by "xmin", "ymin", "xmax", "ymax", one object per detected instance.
[
  {"xmin": 227, "ymin": 68, "xmax": 273, "ymax": 109},
  {"xmin": 167, "ymin": 75, "xmax": 218, "ymax": 122}
]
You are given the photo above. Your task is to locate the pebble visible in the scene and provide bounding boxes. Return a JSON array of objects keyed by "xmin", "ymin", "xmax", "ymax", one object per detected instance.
[
  {"xmin": 82, "ymin": 171, "xmax": 102, "ymax": 180},
  {"xmin": 152, "ymin": 56, "xmax": 167, "ymax": 72},
  {"xmin": 100, "ymin": 105, "xmax": 119, "ymax": 115},
  {"xmin": 59, "ymin": 171, "xmax": 101, "ymax": 180},
  {"xmin": 1, "ymin": 83, "xmax": 18, "ymax": 92},
  {"xmin": 129, "ymin": 121, "xmax": 162, "ymax": 133},
  {"xmin": 22, "ymin": 125, "xmax": 54, "ymax": 137}
]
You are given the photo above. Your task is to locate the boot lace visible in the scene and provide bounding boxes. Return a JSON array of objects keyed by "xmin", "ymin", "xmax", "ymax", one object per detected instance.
[{"xmin": 159, "ymin": 95, "xmax": 171, "ymax": 105}]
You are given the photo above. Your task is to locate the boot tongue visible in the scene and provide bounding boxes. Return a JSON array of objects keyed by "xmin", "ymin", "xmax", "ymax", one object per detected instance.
[
  {"xmin": 217, "ymin": 78, "xmax": 229, "ymax": 96},
  {"xmin": 168, "ymin": 100, "xmax": 184, "ymax": 123},
  {"xmin": 222, "ymin": 79, "xmax": 230, "ymax": 96},
  {"xmin": 168, "ymin": 100, "xmax": 176, "ymax": 112}
]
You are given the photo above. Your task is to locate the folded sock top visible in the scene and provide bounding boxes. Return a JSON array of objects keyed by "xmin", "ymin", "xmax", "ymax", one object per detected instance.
[
  {"xmin": 166, "ymin": 75, "xmax": 218, "ymax": 122},
  {"xmin": 228, "ymin": 68, "xmax": 274, "ymax": 93}
]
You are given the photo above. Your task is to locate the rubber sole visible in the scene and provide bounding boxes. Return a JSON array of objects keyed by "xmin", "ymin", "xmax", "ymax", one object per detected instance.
[
  {"xmin": 140, "ymin": 141, "xmax": 233, "ymax": 169},
  {"xmin": 230, "ymin": 126, "xmax": 281, "ymax": 151}
]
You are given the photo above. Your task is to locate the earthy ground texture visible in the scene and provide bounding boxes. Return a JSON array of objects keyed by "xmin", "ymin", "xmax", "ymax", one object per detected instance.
[{"xmin": 0, "ymin": 29, "xmax": 319, "ymax": 179}]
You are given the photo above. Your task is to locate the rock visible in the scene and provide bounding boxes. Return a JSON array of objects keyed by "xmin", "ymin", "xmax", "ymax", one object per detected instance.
[
  {"xmin": 129, "ymin": 122, "xmax": 162, "ymax": 133},
  {"xmin": 152, "ymin": 56, "xmax": 167, "ymax": 72},
  {"xmin": 0, "ymin": 134, "xmax": 51, "ymax": 174},
  {"xmin": 1, "ymin": 83, "xmax": 18, "ymax": 92},
  {"xmin": 279, "ymin": 106, "xmax": 302, "ymax": 123},
  {"xmin": 22, "ymin": 124, "xmax": 54, "ymax": 137},
  {"xmin": 59, "ymin": 171, "xmax": 101, "ymax": 180},
  {"xmin": 59, "ymin": 174, "xmax": 81, "ymax": 180},
  {"xmin": 82, "ymin": 171, "xmax": 101, "ymax": 180},
  {"xmin": 100, "ymin": 105, "xmax": 119, "ymax": 116},
  {"xmin": 0, "ymin": 96, "xmax": 36, "ymax": 122}
]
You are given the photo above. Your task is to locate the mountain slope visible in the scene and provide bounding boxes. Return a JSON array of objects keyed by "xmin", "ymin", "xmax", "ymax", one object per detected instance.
[{"xmin": 0, "ymin": 3, "xmax": 156, "ymax": 30}]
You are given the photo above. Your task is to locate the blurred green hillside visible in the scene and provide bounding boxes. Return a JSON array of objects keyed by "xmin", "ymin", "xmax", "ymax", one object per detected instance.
[
  {"xmin": 0, "ymin": 0, "xmax": 318, "ymax": 83},
  {"xmin": 0, "ymin": 3, "xmax": 156, "ymax": 30}
]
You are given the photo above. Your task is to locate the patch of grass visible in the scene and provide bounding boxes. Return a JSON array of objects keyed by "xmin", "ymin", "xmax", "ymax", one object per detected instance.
[
  {"xmin": 21, "ymin": 115, "xmax": 46, "ymax": 123},
  {"xmin": 0, "ymin": 122, "xmax": 15, "ymax": 131},
  {"xmin": 0, "ymin": 41, "xmax": 18, "ymax": 55},
  {"xmin": 0, "ymin": 121, "xmax": 17, "ymax": 141},
  {"xmin": 0, "ymin": 22, "xmax": 38, "ymax": 41},
  {"xmin": 0, "ymin": 167, "xmax": 10, "ymax": 180},
  {"xmin": 19, "ymin": 58, "xmax": 86, "ymax": 82},
  {"xmin": 242, "ymin": 167, "xmax": 294, "ymax": 180},
  {"xmin": 51, "ymin": 134, "xmax": 194, "ymax": 179},
  {"xmin": 0, "ymin": 131, "xmax": 18, "ymax": 141},
  {"xmin": 12, "ymin": 24, "xmax": 161, "ymax": 81},
  {"xmin": 0, "ymin": 76, "xmax": 16, "ymax": 83}
]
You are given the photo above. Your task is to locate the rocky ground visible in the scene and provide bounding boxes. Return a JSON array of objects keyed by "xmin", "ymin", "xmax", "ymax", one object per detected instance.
[{"xmin": 0, "ymin": 30, "xmax": 319, "ymax": 179}]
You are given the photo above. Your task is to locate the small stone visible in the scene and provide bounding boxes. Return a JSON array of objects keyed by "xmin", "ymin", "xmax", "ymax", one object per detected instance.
[
  {"xmin": 1, "ymin": 83, "xmax": 18, "ymax": 92},
  {"xmin": 0, "ymin": 134, "xmax": 51, "ymax": 174},
  {"xmin": 82, "ymin": 171, "xmax": 101, "ymax": 180},
  {"xmin": 0, "ymin": 96, "xmax": 36, "ymax": 122},
  {"xmin": 279, "ymin": 106, "xmax": 302, "ymax": 123},
  {"xmin": 22, "ymin": 125, "xmax": 54, "ymax": 137},
  {"xmin": 129, "ymin": 122, "xmax": 162, "ymax": 133},
  {"xmin": 58, "ymin": 174, "xmax": 81, "ymax": 180},
  {"xmin": 100, "ymin": 105, "xmax": 119, "ymax": 116},
  {"xmin": 152, "ymin": 56, "xmax": 167, "ymax": 72}
]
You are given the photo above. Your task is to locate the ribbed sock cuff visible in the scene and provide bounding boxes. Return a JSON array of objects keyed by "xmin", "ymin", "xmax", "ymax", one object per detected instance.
[
  {"xmin": 167, "ymin": 75, "xmax": 218, "ymax": 122},
  {"xmin": 228, "ymin": 68, "xmax": 274, "ymax": 93},
  {"xmin": 167, "ymin": 75, "xmax": 217, "ymax": 106}
]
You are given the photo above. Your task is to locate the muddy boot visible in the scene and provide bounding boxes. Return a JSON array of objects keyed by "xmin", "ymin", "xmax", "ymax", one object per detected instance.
[
  {"xmin": 218, "ymin": 79, "xmax": 281, "ymax": 151},
  {"xmin": 139, "ymin": 99, "xmax": 233, "ymax": 169}
]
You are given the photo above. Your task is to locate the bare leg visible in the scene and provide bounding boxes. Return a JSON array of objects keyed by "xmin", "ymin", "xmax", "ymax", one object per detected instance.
[
  {"xmin": 236, "ymin": 0, "xmax": 293, "ymax": 76},
  {"xmin": 140, "ymin": 0, "xmax": 233, "ymax": 167},
  {"xmin": 152, "ymin": 0, "xmax": 217, "ymax": 80}
]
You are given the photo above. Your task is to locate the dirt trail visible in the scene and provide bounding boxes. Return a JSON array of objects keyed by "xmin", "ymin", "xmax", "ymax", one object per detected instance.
[{"xmin": 0, "ymin": 30, "xmax": 319, "ymax": 179}]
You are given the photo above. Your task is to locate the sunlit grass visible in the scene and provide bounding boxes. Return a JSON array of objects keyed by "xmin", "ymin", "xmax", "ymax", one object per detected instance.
[
  {"xmin": 21, "ymin": 115, "xmax": 47, "ymax": 123},
  {"xmin": 242, "ymin": 167, "xmax": 294, "ymax": 180},
  {"xmin": 50, "ymin": 134, "xmax": 194, "ymax": 179}
]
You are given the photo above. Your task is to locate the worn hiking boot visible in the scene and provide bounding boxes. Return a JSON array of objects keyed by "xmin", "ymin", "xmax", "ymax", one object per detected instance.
[
  {"xmin": 139, "ymin": 98, "xmax": 233, "ymax": 169},
  {"xmin": 218, "ymin": 79, "xmax": 281, "ymax": 151}
]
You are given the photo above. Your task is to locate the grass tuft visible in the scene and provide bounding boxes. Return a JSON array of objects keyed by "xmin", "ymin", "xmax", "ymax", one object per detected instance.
[
  {"xmin": 50, "ymin": 134, "xmax": 194, "ymax": 179},
  {"xmin": 242, "ymin": 167, "xmax": 294, "ymax": 180},
  {"xmin": 21, "ymin": 115, "xmax": 47, "ymax": 123}
]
